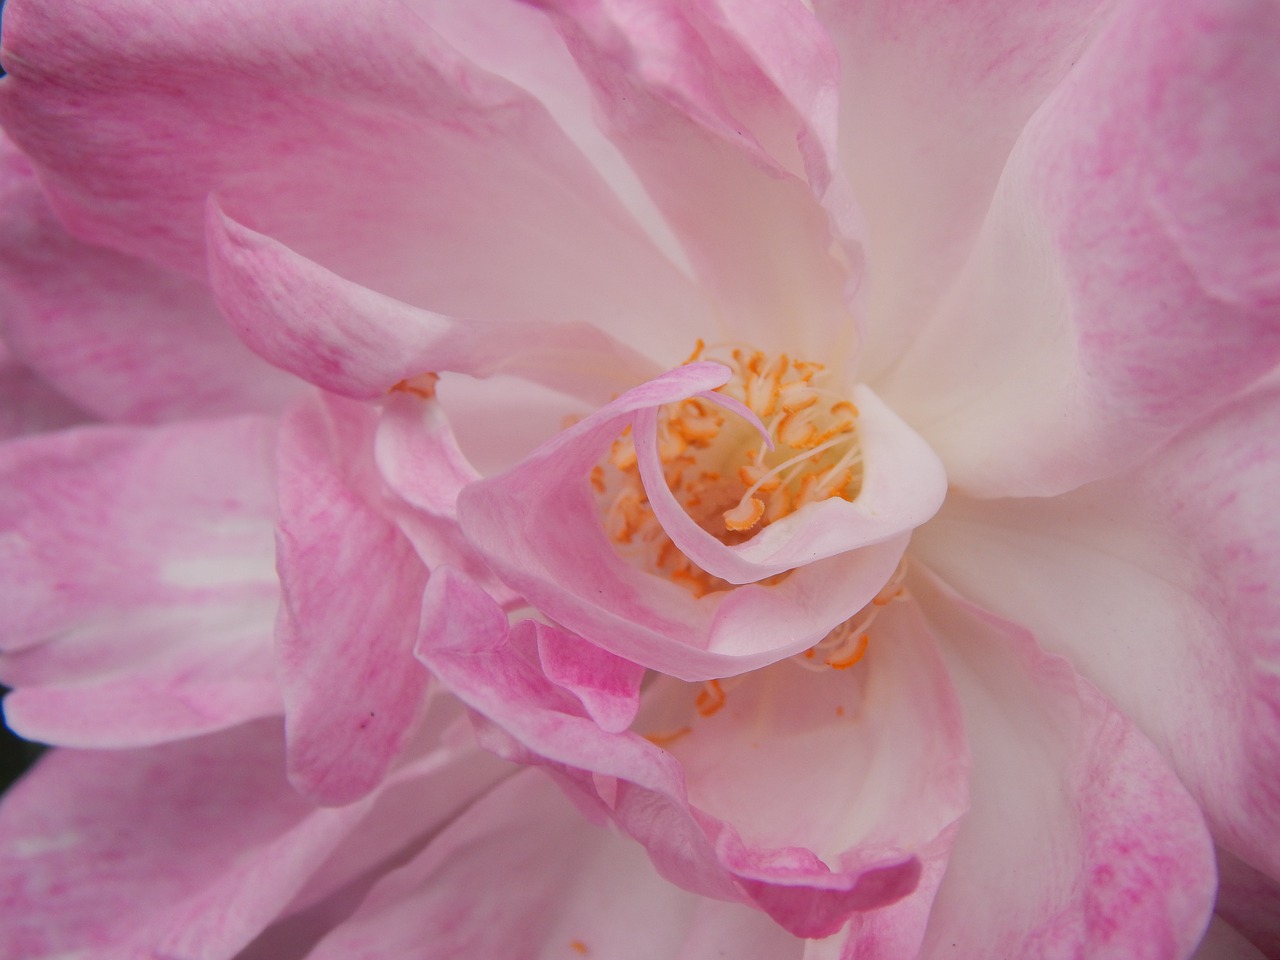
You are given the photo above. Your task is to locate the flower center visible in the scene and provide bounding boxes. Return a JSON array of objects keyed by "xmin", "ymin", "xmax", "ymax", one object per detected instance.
[{"xmin": 593, "ymin": 342, "xmax": 863, "ymax": 596}]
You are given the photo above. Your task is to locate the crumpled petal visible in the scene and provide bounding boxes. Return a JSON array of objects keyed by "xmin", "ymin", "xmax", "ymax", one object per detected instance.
[
  {"xmin": 0, "ymin": 0, "xmax": 707, "ymax": 355},
  {"xmin": 908, "ymin": 574, "xmax": 1216, "ymax": 960},
  {"xmin": 0, "ymin": 132, "xmax": 298, "ymax": 423},
  {"xmin": 881, "ymin": 0, "xmax": 1280, "ymax": 497},
  {"xmin": 914, "ymin": 384, "xmax": 1280, "ymax": 886},
  {"xmin": 207, "ymin": 207, "xmax": 661, "ymax": 406},
  {"xmin": 459, "ymin": 363, "xmax": 936, "ymax": 679},
  {"xmin": 275, "ymin": 392, "xmax": 431, "ymax": 805},
  {"xmin": 0, "ymin": 417, "xmax": 281, "ymax": 746},
  {"xmin": 306, "ymin": 767, "xmax": 804, "ymax": 960},
  {"xmin": 417, "ymin": 568, "xmax": 951, "ymax": 939}
]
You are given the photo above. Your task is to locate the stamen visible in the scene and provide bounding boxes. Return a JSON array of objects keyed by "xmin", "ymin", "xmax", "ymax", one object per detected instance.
[{"xmin": 593, "ymin": 344, "xmax": 864, "ymax": 596}]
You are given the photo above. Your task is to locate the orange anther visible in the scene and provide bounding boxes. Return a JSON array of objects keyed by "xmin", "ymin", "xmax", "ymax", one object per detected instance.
[
  {"xmin": 644, "ymin": 726, "xmax": 693, "ymax": 749},
  {"xmin": 684, "ymin": 339, "xmax": 706, "ymax": 364},
  {"xmin": 389, "ymin": 372, "xmax": 440, "ymax": 399},
  {"xmin": 570, "ymin": 940, "xmax": 590, "ymax": 956},
  {"xmin": 589, "ymin": 465, "xmax": 606, "ymax": 494},
  {"xmin": 724, "ymin": 497, "xmax": 765, "ymax": 532},
  {"xmin": 825, "ymin": 633, "xmax": 869, "ymax": 669},
  {"xmin": 695, "ymin": 679, "xmax": 726, "ymax": 717}
]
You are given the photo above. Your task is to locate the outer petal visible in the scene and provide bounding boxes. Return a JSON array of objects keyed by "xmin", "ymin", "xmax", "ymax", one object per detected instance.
[
  {"xmin": 0, "ymin": 0, "xmax": 707, "ymax": 356},
  {"xmin": 882, "ymin": 0, "xmax": 1280, "ymax": 497},
  {"xmin": 306, "ymin": 768, "xmax": 804, "ymax": 960},
  {"xmin": 0, "ymin": 133, "xmax": 297, "ymax": 423},
  {"xmin": 908, "ymin": 575, "xmax": 1216, "ymax": 960},
  {"xmin": 532, "ymin": 0, "xmax": 861, "ymax": 363},
  {"xmin": 207, "ymin": 208, "xmax": 659, "ymax": 406},
  {"xmin": 458, "ymin": 364, "xmax": 932, "ymax": 680},
  {"xmin": 814, "ymin": 0, "xmax": 1114, "ymax": 381},
  {"xmin": 275, "ymin": 392, "xmax": 431, "ymax": 805},
  {"xmin": 914, "ymin": 385, "xmax": 1280, "ymax": 883},
  {"xmin": 416, "ymin": 570, "xmax": 931, "ymax": 939},
  {"xmin": 0, "ymin": 418, "xmax": 281, "ymax": 746}
]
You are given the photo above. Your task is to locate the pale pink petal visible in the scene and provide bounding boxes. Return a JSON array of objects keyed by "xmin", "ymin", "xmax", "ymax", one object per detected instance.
[
  {"xmin": 882, "ymin": 0, "xmax": 1280, "ymax": 497},
  {"xmin": 1216, "ymin": 849, "xmax": 1280, "ymax": 959},
  {"xmin": 207, "ymin": 207, "xmax": 661, "ymax": 406},
  {"xmin": 307, "ymin": 768, "xmax": 804, "ymax": 960},
  {"xmin": 914, "ymin": 385, "xmax": 1280, "ymax": 884},
  {"xmin": 0, "ymin": 418, "xmax": 281, "ymax": 746},
  {"xmin": 0, "ymin": 341, "xmax": 86, "ymax": 439},
  {"xmin": 907, "ymin": 575, "xmax": 1216, "ymax": 960},
  {"xmin": 533, "ymin": 0, "xmax": 861, "ymax": 363},
  {"xmin": 416, "ymin": 569, "xmax": 925, "ymax": 938},
  {"xmin": 0, "ymin": 0, "xmax": 707, "ymax": 355},
  {"xmin": 814, "ymin": 0, "xmax": 1114, "ymax": 381},
  {"xmin": 0, "ymin": 132, "xmax": 298, "ymax": 422},
  {"xmin": 458, "ymin": 365, "xmax": 912, "ymax": 680},
  {"xmin": 275, "ymin": 392, "xmax": 431, "ymax": 805}
]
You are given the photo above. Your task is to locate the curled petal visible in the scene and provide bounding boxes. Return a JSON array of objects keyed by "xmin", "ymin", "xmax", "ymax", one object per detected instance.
[
  {"xmin": 207, "ymin": 207, "xmax": 660, "ymax": 406},
  {"xmin": 458, "ymin": 364, "xmax": 918, "ymax": 679}
]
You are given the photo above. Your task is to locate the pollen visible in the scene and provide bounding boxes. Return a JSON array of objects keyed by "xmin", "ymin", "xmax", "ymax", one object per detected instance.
[{"xmin": 592, "ymin": 345, "xmax": 863, "ymax": 596}]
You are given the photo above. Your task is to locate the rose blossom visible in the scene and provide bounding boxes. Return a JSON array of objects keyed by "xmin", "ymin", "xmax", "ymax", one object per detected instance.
[{"xmin": 1, "ymin": 0, "xmax": 1279, "ymax": 957}]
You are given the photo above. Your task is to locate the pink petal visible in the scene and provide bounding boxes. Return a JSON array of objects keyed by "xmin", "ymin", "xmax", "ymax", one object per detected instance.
[
  {"xmin": 458, "ymin": 364, "xmax": 916, "ymax": 680},
  {"xmin": 0, "ymin": 418, "xmax": 281, "ymax": 746},
  {"xmin": 306, "ymin": 768, "xmax": 804, "ymax": 960},
  {"xmin": 0, "ymin": 132, "xmax": 298, "ymax": 423},
  {"xmin": 533, "ymin": 0, "xmax": 861, "ymax": 363},
  {"xmin": 275, "ymin": 392, "xmax": 431, "ymax": 805},
  {"xmin": 814, "ymin": 0, "xmax": 1113, "ymax": 381},
  {"xmin": 0, "ymin": 0, "xmax": 707, "ymax": 355},
  {"xmin": 882, "ymin": 0, "xmax": 1280, "ymax": 497},
  {"xmin": 207, "ymin": 207, "xmax": 659, "ymax": 406},
  {"xmin": 914, "ymin": 384, "xmax": 1280, "ymax": 886},
  {"xmin": 908, "ymin": 575, "xmax": 1216, "ymax": 960},
  {"xmin": 416, "ymin": 569, "xmax": 926, "ymax": 938}
]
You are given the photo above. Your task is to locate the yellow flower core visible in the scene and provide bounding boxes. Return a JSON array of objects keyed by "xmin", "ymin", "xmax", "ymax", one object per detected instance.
[{"xmin": 593, "ymin": 342, "xmax": 864, "ymax": 598}]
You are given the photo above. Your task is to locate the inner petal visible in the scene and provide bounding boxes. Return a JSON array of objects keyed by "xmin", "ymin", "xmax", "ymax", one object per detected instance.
[{"xmin": 595, "ymin": 343, "xmax": 864, "ymax": 596}]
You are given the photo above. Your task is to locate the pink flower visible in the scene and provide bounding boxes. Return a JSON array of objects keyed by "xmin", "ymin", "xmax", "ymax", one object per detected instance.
[{"xmin": 1, "ymin": 0, "xmax": 1279, "ymax": 957}]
